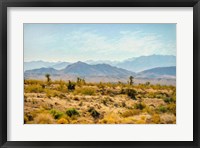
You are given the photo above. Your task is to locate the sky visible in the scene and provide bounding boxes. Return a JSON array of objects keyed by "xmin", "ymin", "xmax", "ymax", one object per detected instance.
[{"xmin": 24, "ymin": 23, "xmax": 176, "ymax": 62}]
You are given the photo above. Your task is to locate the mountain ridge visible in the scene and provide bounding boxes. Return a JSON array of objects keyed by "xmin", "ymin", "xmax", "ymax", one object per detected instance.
[
  {"xmin": 116, "ymin": 54, "xmax": 176, "ymax": 72},
  {"xmin": 25, "ymin": 61, "xmax": 136, "ymax": 77},
  {"xmin": 25, "ymin": 61, "xmax": 176, "ymax": 81},
  {"xmin": 137, "ymin": 66, "xmax": 176, "ymax": 79},
  {"xmin": 24, "ymin": 54, "xmax": 176, "ymax": 72}
]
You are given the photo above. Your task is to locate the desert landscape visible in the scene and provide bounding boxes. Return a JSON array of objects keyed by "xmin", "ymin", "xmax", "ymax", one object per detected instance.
[
  {"xmin": 24, "ymin": 23, "xmax": 176, "ymax": 124},
  {"xmin": 24, "ymin": 75, "xmax": 176, "ymax": 124}
]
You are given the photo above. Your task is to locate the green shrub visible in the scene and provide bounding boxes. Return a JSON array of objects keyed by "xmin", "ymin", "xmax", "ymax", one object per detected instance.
[
  {"xmin": 66, "ymin": 108, "xmax": 79, "ymax": 117},
  {"xmin": 163, "ymin": 97, "xmax": 174, "ymax": 103},
  {"xmin": 88, "ymin": 107, "xmax": 100, "ymax": 119},
  {"xmin": 50, "ymin": 109, "xmax": 64, "ymax": 119},
  {"xmin": 146, "ymin": 92, "xmax": 156, "ymax": 98},
  {"xmin": 67, "ymin": 81, "xmax": 76, "ymax": 91},
  {"xmin": 158, "ymin": 106, "xmax": 167, "ymax": 113},
  {"xmin": 134, "ymin": 102, "xmax": 146, "ymax": 110},
  {"xmin": 127, "ymin": 89, "xmax": 137, "ymax": 100},
  {"xmin": 155, "ymin": 94, "xmax": 163, "ymax": 99}
]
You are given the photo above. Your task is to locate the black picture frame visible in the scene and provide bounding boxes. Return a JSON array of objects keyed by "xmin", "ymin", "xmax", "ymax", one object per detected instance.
[{"xmin": 0, "ymin": 0, "xmax": 199, "ymax": 148}]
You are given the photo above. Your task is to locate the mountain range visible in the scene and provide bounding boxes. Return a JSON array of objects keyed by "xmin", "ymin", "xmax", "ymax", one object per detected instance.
[
  {"xmin": 24, "ymin": 54, "xmax": 176, "ymax": 72},
  {"xmin": 24, "ymin": 61, "xmax": 71, "ymax": 71},
  {"xmin": 25, "ymin": 61, "xmax": 136, "ymax": 77},
  {"xmin": 25, "ymin": 61, "xmax": 176, "ymax": 84},
  {"xmin": 115, "ymin": 54, "xmax": 176, "ymax": 72}
]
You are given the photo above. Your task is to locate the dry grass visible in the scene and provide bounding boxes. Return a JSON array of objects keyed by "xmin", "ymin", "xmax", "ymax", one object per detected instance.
[
  {"xmin": 34, "ymin": 113, "xmax": 54, "ymax": 124},
  {"xmin": 24, "ymin": 79, "xmax": 176, "ymax": 124}
]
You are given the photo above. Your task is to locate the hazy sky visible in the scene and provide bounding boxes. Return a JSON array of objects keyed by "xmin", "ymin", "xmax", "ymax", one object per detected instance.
[{"xmin": 24, "ymin": 24, "xmax": 176, "ymax": 62}]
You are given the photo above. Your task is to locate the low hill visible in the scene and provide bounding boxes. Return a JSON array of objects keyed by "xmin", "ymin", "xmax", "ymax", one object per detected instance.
[{"xmin": 137, "ymin": 66, "xmax": 176, "ymax": 78}]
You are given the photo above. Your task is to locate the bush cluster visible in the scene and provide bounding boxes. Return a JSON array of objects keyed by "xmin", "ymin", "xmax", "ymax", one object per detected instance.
[
  {"xmin": 88, "ymin": 107, "xmax": 100, "ymax": 119},
  {"xmin": 66, "ymin": 108, "xmax": 79, "ymax": 117}
]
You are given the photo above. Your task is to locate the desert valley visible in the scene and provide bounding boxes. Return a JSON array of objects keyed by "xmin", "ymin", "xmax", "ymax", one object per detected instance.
[{"xmin": 24, "ymin": 55, "xmax": 176, "ymax": 124}]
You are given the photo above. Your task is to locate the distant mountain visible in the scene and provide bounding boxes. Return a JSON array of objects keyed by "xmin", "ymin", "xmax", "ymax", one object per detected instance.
[
  {"xmin": 25, "ymin": 67, "xmax": 59, "ymax": 75},
  {"xmin": 24, "ymin": 61, "xmax": 71, "ymax": 71},
  {"xmin": 116, "ymin": 55, "xmax": 176, "ymax": 72},
  {"xmin": 85, "ymin": 60, "xmax": 118, "ymax": 66},
  {"xmin": 25, "ymin": 61, "xmax": 135, "ymax": 80},
  {"xmin": 24, "ymin": 55, "xmax": 176, "ymax": 72},
  {"xmin": 137, "ymin": 66, "xmax": 176, "ymax": 78},
  {"xmin": 123, "ymin": 57, "xmax": 137, "ymax": 62},
  {"xmin": 24, "ymin": 62, "xmax": 176, "ymax": 84},
  {"xmin": 24, "ymin": 61, "xmax": 58, "ymax": 71},
  {"xmin": 51, "ymin": 62, "xmax": 71, "ymax": 70},
  {"xmin": 61, "ymin": 61, "xmax": 136, "ymax": 76}
]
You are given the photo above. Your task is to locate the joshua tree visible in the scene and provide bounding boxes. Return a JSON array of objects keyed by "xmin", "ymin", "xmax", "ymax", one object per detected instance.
[
  {"xmin": 45, "ymin": 73, "xmax": 51, "ymax": 82},
  {"xmin": 77, "ymin": 77, "xmax": 81, "ymax": 84},
  {"xmin": 145, "ymin": 81, "xmax": 150, "ymax": 86},
  {"xmin": 82, "ymin": 78, "xmax": 86, "ymax": 84},
  {"xmin": 129, "ymin": 76, "xmax": 134, "ymax": 85},
  {"xmin": 76, "ymin": 77, "xmax": 86, "ymax": 86}
]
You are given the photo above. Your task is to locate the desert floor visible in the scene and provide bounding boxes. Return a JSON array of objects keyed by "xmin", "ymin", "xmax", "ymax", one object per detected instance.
[{"xmin": 24, "ymin": 79, "xmax": 176, "ymax": 124}]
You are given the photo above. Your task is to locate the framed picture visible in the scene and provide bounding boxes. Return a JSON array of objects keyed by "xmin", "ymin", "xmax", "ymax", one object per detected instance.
[{"xmin": 0, "ymin": 0, "xmax": 199, "ymax": 147}]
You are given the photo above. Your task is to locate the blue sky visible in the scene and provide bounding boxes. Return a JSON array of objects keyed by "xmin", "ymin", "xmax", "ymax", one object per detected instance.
[{"xmin": 24, "ymin": 23, "xmax": 176, "ymax": 62}]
